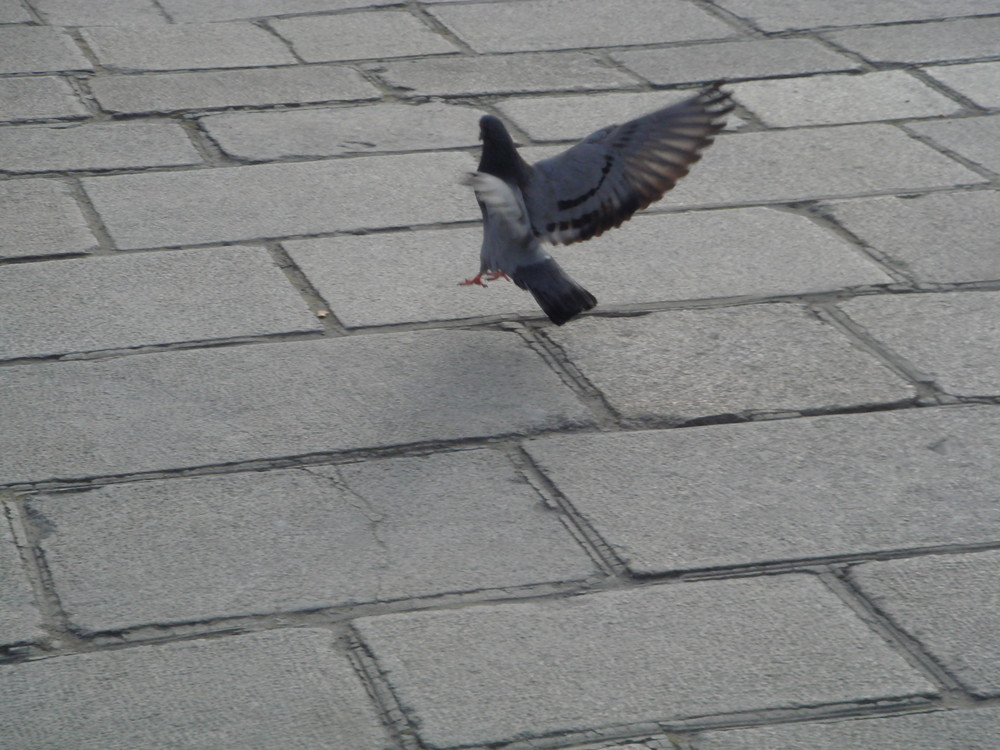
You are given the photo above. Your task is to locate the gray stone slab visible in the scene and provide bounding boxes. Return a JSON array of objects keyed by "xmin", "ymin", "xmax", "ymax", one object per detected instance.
[
  {"xmin": 851, "ymin": 551, "xmax": 1000, "ymax": 696},
  {"xmin": 287, "ymin": 208, "xmax": 892, "ymax": 327},
  {"xmin": 661, "ymin": 125, "xmax": 987, "ymax": 207},
  {"xmin": 0, "ymin": 629, "xmax": 393, "ymax": 750},
  {"xmin": 0, "ymin": 330, "xmax": 592, "ymax": 484},
  {"xmin": 0, "ymin": 178, "xmax": 98, "ymax": 260},
  {"xmin": 694, "ymin": 707, "xmax": 1000, "ymax": 750},
  {"xmin": 90, "ymin": 65, "xmax": 379, "ymax": 115},
  {"xmin": 613, "ymin": 38, "xmax": 859, "ymax": 86},
  {"xmin": 272, "ymin": 10, "xmax": 459, "ymax": 62},
  {"xmin": 826, "ymin": 17, "xmax": 1000, "ymax": 64},
  {"xmin": 30, "ymin": 451, "xmax": 596, "ymax": 631},
  {"xmin": 545, "ymin": 306, "xmax": 912, "ymax": 425},
  {"xmin": 0, "ymin": 26, "xmax": 91, "ymax": 73},
  {"xmin": 159, "ymin": 0, "xmax": 396, "ymax": 22},
  {"xmin": 0, "ymin": 517, "xmax": 44, "ymax": 647},
  {"xmin": 356, "ymin": 575, "xmax": 935, "ymax": 748},
  {"xmin": 0, "ymin": 120, "xmax": 201, "ymax": 173},
  {"xmin": 0, "ymin": 0, "xmax": 32, "ymax": 23},
  {"xmin": 200, "ymin": 101, "xmax": 481, "ymax": 161},
  {"xmin": 908, "ymin": 115, "xmax": 1000, "ymax": 173},
  {"xmin": 32, "ymin": 0, "xmax": 166, "ymax": 25},
  {"xmin": 0, "ymin": 246, "xmax": 321, "ymax": 360},
  {"xmin": 0, "ymin": 76, "xmax": 88, "ymax": 123},
  {"xmin": 373, "ymin": 52, "xmax": 638, "ymax": 97},
  {"xmin": 924, "ymin": 63, "xmax": 1000, "ymax": 109},
  {"xmin": 83, "ymin": 151, "xmax": 476, "ymax": 249},
  {"xmin": 841, "ymin": 292, "xmax": 1000, "ymax": 395},
  {"xmin": 80, "ymin": 22, "xmax": 296, "ymax": 72},
  {"xmin": 713, "ymin": 0, "xmax": 1000, "ymax": 31},
  {"xmin": 734, "ymin": 71, "xmax": 963, "ymax": 127},
  {"xmin": 429, "ymin": 0, "xmax": 735, "ymax": 53},
  {"xmin": 823, "ymin": 192, "xmax": 1000, "ymax": 283},
  {"xmin": 526, "ymin": 407, "xmax": 1000, "ymax": 575}
]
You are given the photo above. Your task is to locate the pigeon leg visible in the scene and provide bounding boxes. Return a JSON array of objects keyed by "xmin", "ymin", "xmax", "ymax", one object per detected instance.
[
  {"xmin": 459, "ymin": 273, "xmax": 488, "ymax": 287},
  {"xmin": 484, "ymin": 271, "xmax": 511, "ymax": 282}
]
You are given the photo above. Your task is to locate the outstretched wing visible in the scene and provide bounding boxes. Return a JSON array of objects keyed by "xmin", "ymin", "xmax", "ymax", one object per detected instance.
[{"xmin": 523, "ymin": 84, "xmax": 733, "ymax": 246}]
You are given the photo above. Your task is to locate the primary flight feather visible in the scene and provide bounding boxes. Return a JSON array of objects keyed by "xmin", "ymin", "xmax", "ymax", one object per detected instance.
[{"xmin": 461, "ymin": 83, "xmax": 734, "ymax": 325}]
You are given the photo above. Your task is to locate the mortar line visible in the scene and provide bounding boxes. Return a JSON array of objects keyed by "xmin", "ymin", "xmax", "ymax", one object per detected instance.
[
  {"xmin": 407, "ymin": 1, "xmax": 477, "ymax": 56},
  {"xmin": 267, "ymin": 241, "xmax": 349, "ymax": 335},
  {"xmin": 63, "ymin": 175, "xmax": 117, "ymax": 254},
  {"xmin": 253, "ymin": 18, "xmax": 308, "ymax": 65}
]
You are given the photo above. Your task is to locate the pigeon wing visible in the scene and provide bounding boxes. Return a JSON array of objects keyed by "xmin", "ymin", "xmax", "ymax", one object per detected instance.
[{"xmin": 523, "ymin": 84, "xmax": 733, "ymax": 246}]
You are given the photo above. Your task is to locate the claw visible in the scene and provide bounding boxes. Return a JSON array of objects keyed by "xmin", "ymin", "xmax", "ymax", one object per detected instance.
[
  {"xmin": 484, "ymin": 271, "xmax": 510, "ymax": 282},
  {"xmin": 459, "ymin": 273, "xmax": 487, "ymax": 287}
]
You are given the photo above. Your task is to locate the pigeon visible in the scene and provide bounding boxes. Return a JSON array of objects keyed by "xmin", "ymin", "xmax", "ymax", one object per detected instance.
[{"xmin": 461, "ymin": 82, "xmax": 734, "ymax": 325}]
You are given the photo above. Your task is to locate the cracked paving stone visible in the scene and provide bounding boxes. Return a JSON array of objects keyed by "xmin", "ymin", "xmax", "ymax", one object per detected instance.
[
  {"xmin": 0, "ymin": 76, "xmax": 89, "ymax": 123},
  {"xmin": 923, "ymin": 62, "xmax": 1000, "ymax": 109},
  {"xmin": 0, "ymin": 517, "xmax": 44, "ymax": 647},
  {"xmin": 0, "ymin": 178, "xmax": 98, "ymax": 260},
  {"xmin": 907, "ymin": 115, "xmax": 1000, "ymax": 174}
]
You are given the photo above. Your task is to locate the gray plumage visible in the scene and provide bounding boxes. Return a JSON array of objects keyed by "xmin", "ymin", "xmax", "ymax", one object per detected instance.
[{"xmin": 461, "ymin": 82, "xmax": 734, "ymax": 325}]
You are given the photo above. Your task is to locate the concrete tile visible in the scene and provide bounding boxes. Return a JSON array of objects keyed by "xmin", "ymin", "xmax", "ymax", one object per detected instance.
[
  {"xmin": 923, "ymin": 63, "xmax": 1000, "ymax": 109},
  {"xmin": 526, "ymin": 407, "xmax": 1000, "ymax": 575},
  {"xmin": 545, "ymin": 306, "xmax": 912, "ymax": 425},
  {"xmin": 355, "ymin": 576, "xmax": 935, "ymax": 747},
  {"xmin": 272, "ymin": 10, "xmax": 459, "ymax": 62},
  {"xmin": 613, "ymin": 38, "xmax": 859, "ymax": 85},
  {"xmin": 0, "ymin": 26, "xmax": 91, "ymax": 73},
  {"xmin": 713, "ymin": 0, "xmax": 1000, "ymax": 31},
  {"xmin": 0, "ymin": 0, "xmax": 32, "ymax": 23},
  {"xmin": 159, "ymin": 0, "xmax": 396, "ymax": 22},
  {"xmin": 0, "ymin": 518, "xmax": 44, "ymax": 647},
  {"xmin": 733, "ymin": 71, "xmax": 963, "ymax": 127},
  {"xmin": 80, "ymin": 22, "xmax": 296, "ymax": 72},
  {"xmin": 851, "ymin": 551, "xmax": 1000, "ymax": 696},
  {"xmin": 429, "ymin": 0, "xmax": 736, "ymax": 53},
  {"xmin": 0, "ymin": 330, "xmax": 593, "ymax": 484},
  {"xmin": 662, "ymin": 125, "xmax": 987, "ymax": 207},
  {"xmin": 823, "ymin": 192, "xmax": 1000, "ymax": 283},
  {"xmin": 0, "ymin": 179, "xmax": 98, "ymax": 260},
  {"xmin": 374, "ymin": 52, "xmax": 638, "ymax": 97},
  {"xmin": 30, "ymin": 452, "xmax": 597, "ymax": 631},
  {"xmin": 0, "ymin": 120, "xmax": 201, "ymax": 173},
  {"xmin": 841, "ymin": 291, "xmax": 1000, "ymax": 395},
  {"xmin": 90, "ymin": 65, "xmax": 379, "ymax": 115},
  {"xmin": 0, "ymin": 629, "xmax": 393, "ymax": 750},
  {"xmin": 908, "ymin": 115, "xmax": 1000, "ymax": 173},
  {"xmin": 200, "ymin": 101, "xmax": 481, "ymax": 160},
  {"xmin": 83, "ymin": 152, "xmax": 476, "ymax": 249},
  {"xmin": 0, "ymin": 76, "xmax": 88, "ymax": 122},
  {"xmin": 0, "ymin": 246, "xmax": 321, "ymax": 360},
  {"xmin": 31, "ymin": 0, "xmax": 166, "ymax": 25},
  {"xmin": 827, "ymin": 18, "xmax": 1000, "ymax": 64},
  {"xmin": 694, "ymin": 707, "xmax": 1000, "ymax": 750}
]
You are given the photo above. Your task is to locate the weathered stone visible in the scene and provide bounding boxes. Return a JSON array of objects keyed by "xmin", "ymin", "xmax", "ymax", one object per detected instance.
[
  {"xmin": 158, "ymin": 0, "xmax": 396, "ymax": 21},
  {"xmin": 0, "ymin": 76, "xmax": 88, "ymax": 123},
  {"xmin": 923, "ymin": 63, "xmax": 1000, "ymax": 109},
  {"xmin": 826, "ymin": 18, "xmax": 1000, "ymax": 64},
  {"xmin": 907, "ymin": 115, "xmax": 1000, "ymax": 173},
  {"xmin": 0, "ymin": 0, "xmax": 32, "ymax": 23},
  {"xmin": 0, "ymin": 26, "xmax": 91, "ymax": 73},
  {"xmin": 31, "ymin": 0, "xmax": 166, "ymax": 25},
  {"xmin": 0, "ymin": 517, "xmax": 44, "ymax": 647},
  {"xmin": 713, "ymin": 0, "xmax": 998, "ymax": 31},
  {"xmin": 0, "ymin": 179, "xmax": 98, "ymax": 260}
]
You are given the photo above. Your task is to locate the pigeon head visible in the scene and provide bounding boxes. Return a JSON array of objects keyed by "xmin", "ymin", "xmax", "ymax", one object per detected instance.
[{"xmin": 477, "ymin": 115, "xmax": 529, "ymax": 185}]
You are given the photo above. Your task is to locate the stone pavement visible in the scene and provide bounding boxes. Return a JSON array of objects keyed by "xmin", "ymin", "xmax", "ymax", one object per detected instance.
[{"xmin": 2, "ymin": 0, "xmax": 999, "ymax": 747}]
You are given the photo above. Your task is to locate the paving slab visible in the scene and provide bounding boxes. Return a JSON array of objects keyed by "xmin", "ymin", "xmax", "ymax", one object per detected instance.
[
  {"xmin": 713, "ymin": 0, "xmax": 1000, "ymax": 31},
  {"xmin": 826, "ymin": 17, "xmax": 1000, "ymax": 64},
  {"xmin": 525, "ymin": 407, "xmax": 1000, "ymax": 575},
  {"xmin": 0, "ymin": 178, "xmax": 98, "ymax": 260},
  {"xmin": 851, "ymin": 550, "xmax": 1000, "ymax": 696},
  {"xmin": 31, "ymin": 0, "xmax": 166, "ymax": 25},
  {"xmin": 733, "ymin": 71, "xmax": 963, "ymax": 127},
  {"xmin": 159, "ymin": 0, "xmax": 397, "ymax": 22},
  {"xmin": 0, "ymin": 120, "xmax": 201, "ymax": 173},
  {"xmin": 841, "ymin": 291, "xmax": 1000, "ymax": 395},
  {"xmin": 0, "ymin": 516, "xmax": 44, "ymax": 647},
  {"xmin": 923, "ymin": 63, "xmax": 1000, "ymax": 109},
  {"xmin": 0, "ymin": 26, "xmax": 91, "ymax": 73},
  {"xmin": 907, "ymin": 115, "xmax": 1000, "ymax": 173},
  {"xmin": 0, "ymin": 246, "xmax": 321, "ymax": 360},
  {"xmin": 90, "ymin": 65, "xmax": 379, "ymax": 115},
  {"xmin": 0, "ymin": 629, "xmax": 392, "ymax": 750},
  {"xmin": 0, "ymin": 0, "xmax": 32, "ymax": 23},
  {"xmin": 823, "ymin": 192, "xmax": 1000, "ymax": 283},
  {"xmin": 612, "ymin": 38, "xmax": 859, "ymax": 86},
  {"xmin": 0, "ymin": 330, "xmax": 592, "ymax": 484},
  {"xmin": 428, "ymin": 0, "xmax": 736, "ymax": 53},
  {"xmin": 29, "ymin": 451, "xmax": 596, "ymax": 631},
  {"xmin": 272, "ymin": 10, "xmax": 459, "ymax": 61},
  {"xmin": 80, "ymin": 22, "xmax": 296, "ymax": 72},
  {"xmin": 355, "ymin": 575, "xmax": 935, "ymax": 748},
  {"xmin": 544, "ymin": 306, "xmax": 912, "ymax": 425},
  {"xmin": 373, "ymin": 51, "xmax": 638, "ymax": 97},
  {"xmin": 693, "ymin": 706, "xmax": 1000, "ymax": 750},
  {"xmin": 0, "ymin": 76, "xmax": 88, "ymax": 122},
  {"xmin": 82, "ymin": 151, "xmax": 476, "ymax": 249},
  {"xmin": 200, "ymin": 101, "xmax": 481, "ymax": 161}
]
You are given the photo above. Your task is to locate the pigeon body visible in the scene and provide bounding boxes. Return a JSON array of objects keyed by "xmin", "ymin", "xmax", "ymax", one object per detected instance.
[{"xmin": 462, "ymin": 83, "xmax": 733, "ymax": 325}]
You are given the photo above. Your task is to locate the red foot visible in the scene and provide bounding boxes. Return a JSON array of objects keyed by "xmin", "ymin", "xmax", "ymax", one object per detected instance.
[
  {"xmin": 459, "ymin": 273, "xmax": 487, "ymax": 287},
  {"xmin": 485, "ymin": 271, "xmax": 510, "ymax": 282}
]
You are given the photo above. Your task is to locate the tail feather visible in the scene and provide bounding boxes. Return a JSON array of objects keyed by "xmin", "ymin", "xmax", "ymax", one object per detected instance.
[{"xmin": 511, "ymin": 258, "xmax": 597, "ymax": 326}]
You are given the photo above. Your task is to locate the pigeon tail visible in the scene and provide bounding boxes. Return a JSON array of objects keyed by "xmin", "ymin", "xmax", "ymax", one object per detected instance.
[{"xmin": 511, "ymin": 258, "xmax": 596, "ymax": 326}]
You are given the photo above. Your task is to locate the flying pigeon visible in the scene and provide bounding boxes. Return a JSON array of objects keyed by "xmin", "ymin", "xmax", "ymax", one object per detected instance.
[{"xmin": 461, "ymin": 83, "xmax": 734, "ymax": 325}]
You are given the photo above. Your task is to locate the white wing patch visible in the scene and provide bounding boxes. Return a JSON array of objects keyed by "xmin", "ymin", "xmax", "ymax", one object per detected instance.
[{"xmin": 462, "ymin": 171, "xmax": 531, "ymax": 234}]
